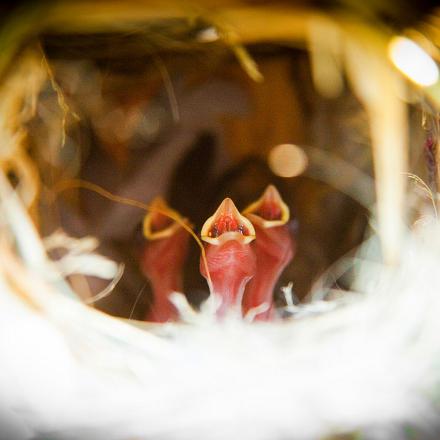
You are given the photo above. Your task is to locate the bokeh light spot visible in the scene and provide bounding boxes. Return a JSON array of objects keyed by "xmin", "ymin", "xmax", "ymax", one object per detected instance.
[
  {"xmin": 389, "ymin": 36, "xmax": 439, "ymax": 87},
  {"xmin": 268, "ymin": 144, "xmax": 308, "ymax": 178}
]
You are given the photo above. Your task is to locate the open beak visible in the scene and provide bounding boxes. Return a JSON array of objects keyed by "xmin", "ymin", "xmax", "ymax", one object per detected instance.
[
  {"xmin": 242, "ymin": 184, "xmax": 290, "ymax": 228},
  {"xmin": 140, "ymin": 197, "xmax": 190, "ymax": 322},
  {"xmin": 200, "ymin": 198, "xmax": 256, "ymax": 317},
  {"xmin": 242, "ymin": 185, "xmax": 295, "ymax": 321}
]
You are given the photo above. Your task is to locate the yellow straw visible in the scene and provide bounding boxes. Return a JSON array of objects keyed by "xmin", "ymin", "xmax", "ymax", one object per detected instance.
[{"xmin": 52, "ymin": 179, "xmax": 213, "ymax": 292}]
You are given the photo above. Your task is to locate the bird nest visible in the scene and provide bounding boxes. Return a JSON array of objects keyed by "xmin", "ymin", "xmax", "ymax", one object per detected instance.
[{"xmin": 1, "ymin": 1, "xmax": 440, "ymax": 439}]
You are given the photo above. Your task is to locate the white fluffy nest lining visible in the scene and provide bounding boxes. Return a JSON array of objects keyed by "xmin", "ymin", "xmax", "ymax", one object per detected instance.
[{"xmin": 1, "ymin": 176, "xmax": 440, "ymax": 440}]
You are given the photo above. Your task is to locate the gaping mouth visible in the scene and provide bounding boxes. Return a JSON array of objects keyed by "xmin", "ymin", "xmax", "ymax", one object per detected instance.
[
  {"xmin": 243, "ymin": 185, "xmax": 290, "ymax": 228},
  {"xmin": 143, "ymin": 197, "xmax": 188, "ymax": 240},
  {"xmin": 201, "ymin": 198, "xmax": 256, "ymax": 245}
]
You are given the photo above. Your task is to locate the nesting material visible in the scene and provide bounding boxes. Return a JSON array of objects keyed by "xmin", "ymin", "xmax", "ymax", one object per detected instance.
[
  {"xmin": 1, "ymin": 187, "xmax": 440, "ymax": 439},
  {"xmin": 1, "ymin": 2, "xmax": 440, "ymax": 440}
]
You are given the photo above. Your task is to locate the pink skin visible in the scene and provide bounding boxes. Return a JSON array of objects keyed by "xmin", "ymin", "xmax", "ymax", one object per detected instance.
[
  {"xmin": 242, "ymin": 185, "xmax": 295, "ymax": 321},
  {"xmin": 140, "ymin": 220, "xmax": 189, "ymax": 323},
  {"xmin": 200, "ymin": 239, "xmax": 256, "ymax": 317},
  {"xmin": 242, "ymin": 224, "xmax": 294, "ymax": 320},
  {"xmin": 200, "ymin": 198, "xmax": 256, "ymax": 317}
]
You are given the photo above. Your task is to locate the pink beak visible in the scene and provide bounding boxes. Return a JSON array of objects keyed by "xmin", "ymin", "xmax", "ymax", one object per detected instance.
[
  {"xmin": 200, "ymin": 198, "xmax": 256, "ymax": 317},
  {"xmin": 242, "ymin": 185, "xmax": 295, "ymax": 321},
  {"xmin": 140, "ymin": 197, "xmax": 190, "ymax": 322}
]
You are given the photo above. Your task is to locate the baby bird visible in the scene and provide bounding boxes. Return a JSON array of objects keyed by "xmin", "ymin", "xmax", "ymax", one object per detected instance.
[
  {"xmin": 140, "ymin": 197, "xmax": 190, "ymax": 322},
  {"xmin": 242, "ymin": 185, "xmax": 295, "ymax": 320},
  {"xmin": 200, "ymin": 198, "xmax": 256, "ymax": 317}
]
